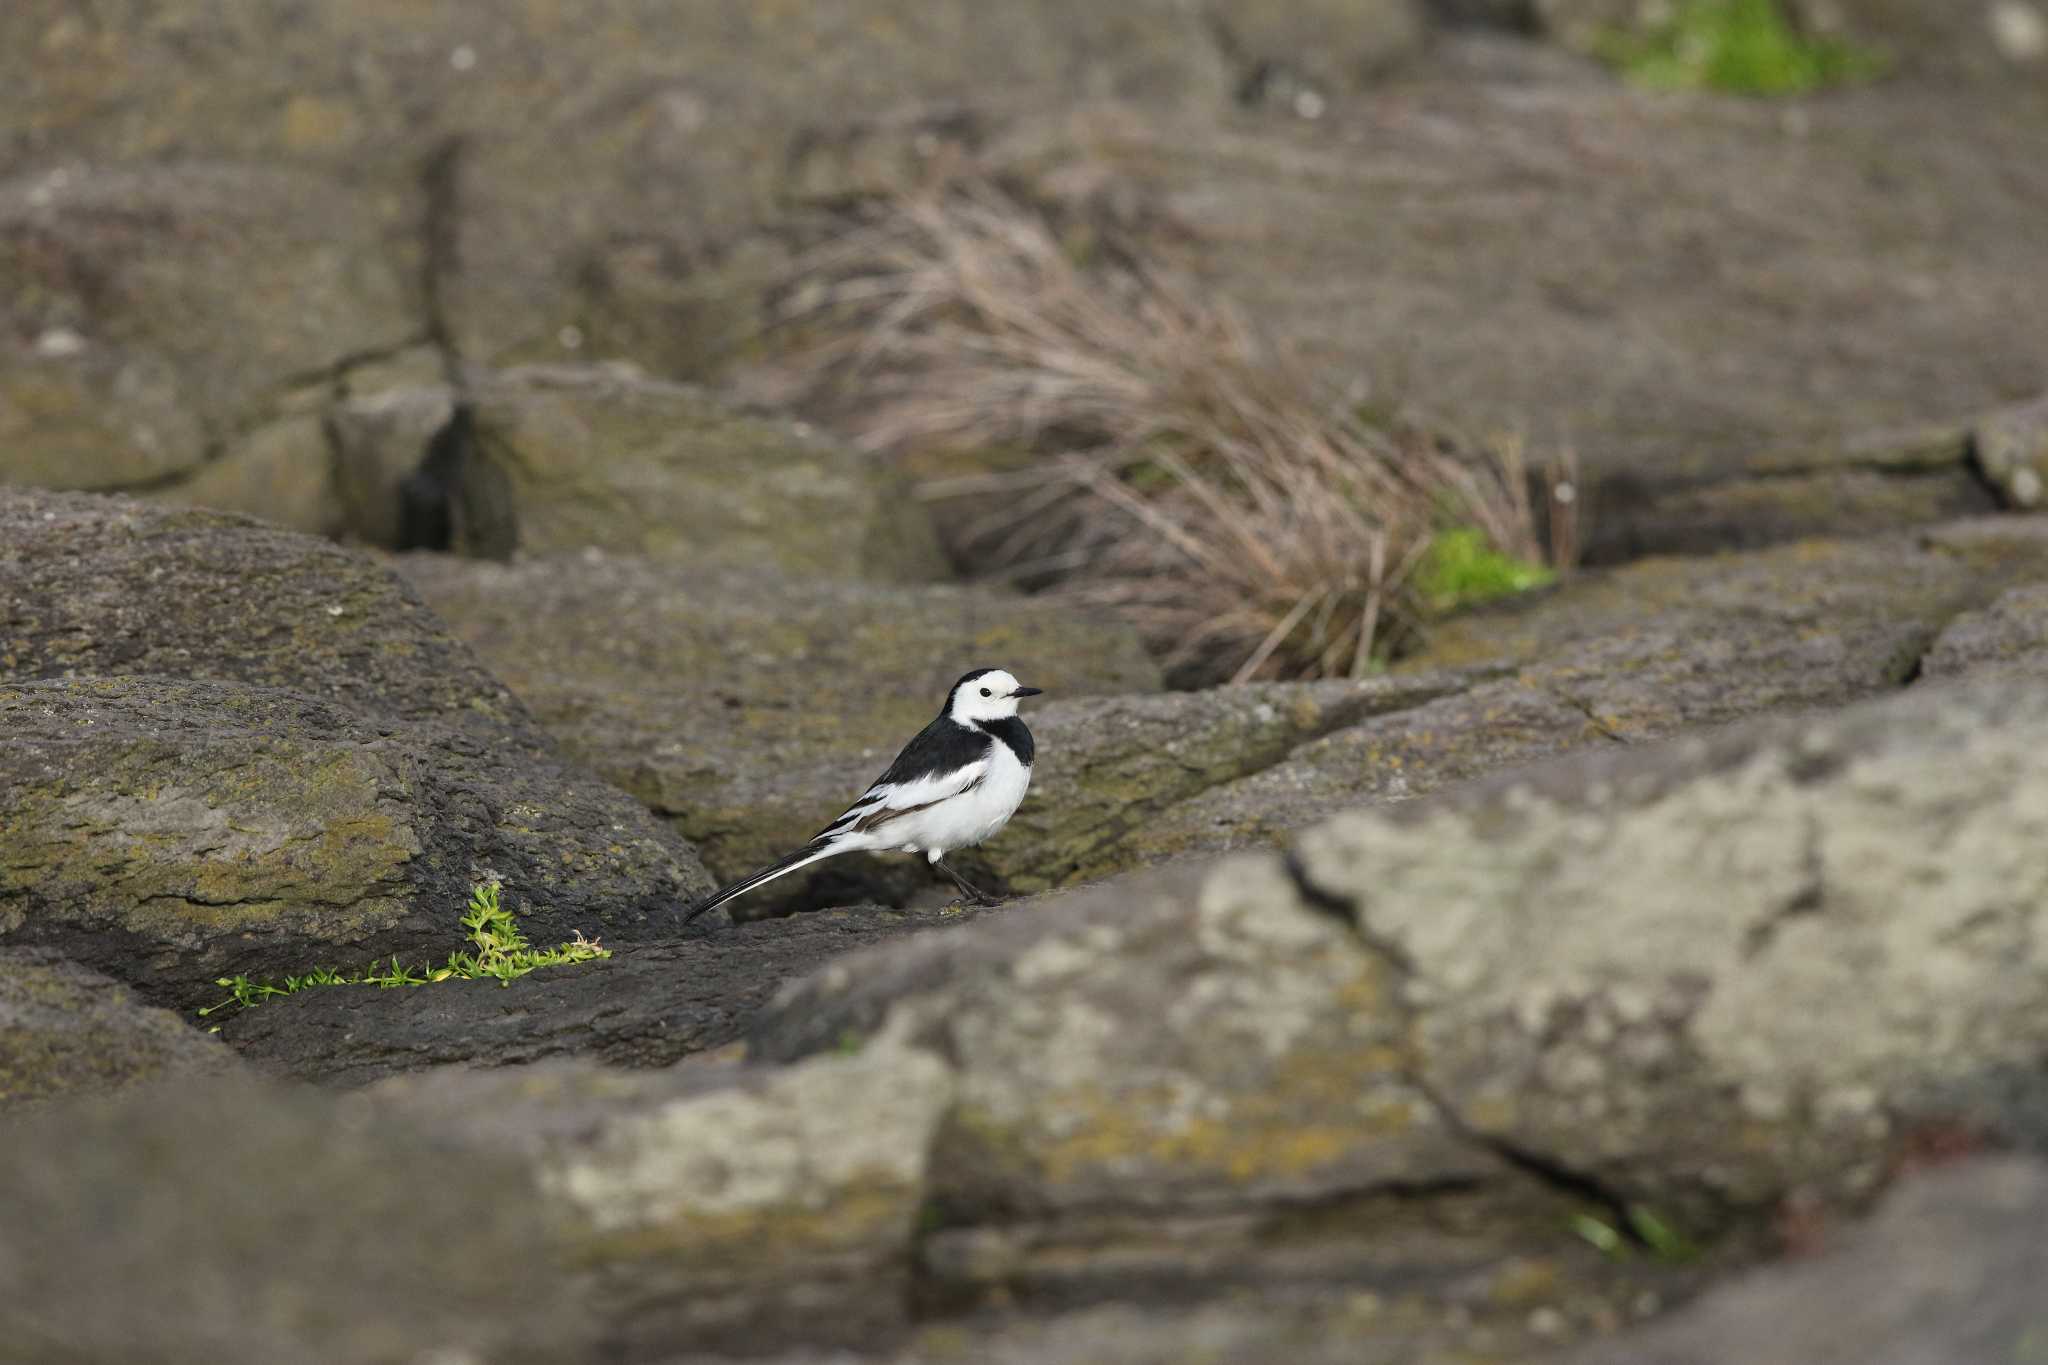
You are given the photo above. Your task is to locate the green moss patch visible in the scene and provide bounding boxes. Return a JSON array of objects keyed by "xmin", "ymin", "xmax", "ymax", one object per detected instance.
[{"xmin": 1600, "ymin": 0, "xmax": 1885, "ymax": 96}]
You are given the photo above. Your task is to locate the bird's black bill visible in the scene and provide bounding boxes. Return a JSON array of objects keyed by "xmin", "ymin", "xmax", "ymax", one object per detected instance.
[{"xmin": 1013, "ymin": 686, "xmax": 1043, "ymax": 697}]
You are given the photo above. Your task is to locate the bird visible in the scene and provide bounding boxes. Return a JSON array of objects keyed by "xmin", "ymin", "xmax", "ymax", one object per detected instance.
[{"xmin": 680, "ymin": 667, "xmax": 1044, "ymax": 926}]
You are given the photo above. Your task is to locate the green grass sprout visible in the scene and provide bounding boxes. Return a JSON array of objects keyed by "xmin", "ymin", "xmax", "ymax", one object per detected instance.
[{"xmin": 198, "ymin": 881, "xmax": 609, "ymax": 1017}]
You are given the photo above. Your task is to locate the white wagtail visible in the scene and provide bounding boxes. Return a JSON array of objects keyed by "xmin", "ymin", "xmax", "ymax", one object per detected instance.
[{"xmin": 681, "ymin": 667, "xmax": 1043, "ymax": 925}]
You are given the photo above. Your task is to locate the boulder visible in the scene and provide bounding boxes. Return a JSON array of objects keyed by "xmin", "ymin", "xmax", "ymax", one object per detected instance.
[
  {"xmin": 0, "ymin": 489, "xmax": 712, "ymax": 1005},
  {"xmin": 455, "ymin": 365, "xmax": 946, "ymax": 576},
  {"xmin": 0, "ymin": 949, "xmax": 243, "ymax": 1112},
  {"xmin": 0, "ymin": 161, "xmax": 412, "ymax": 493},
  {"xmin": 221, "ymin": 905, "xmax": 989, "ymax": 1087},
  {"xmin": 1292, "ymin": 674, "xmax": 2048, "ymax": 1223}
]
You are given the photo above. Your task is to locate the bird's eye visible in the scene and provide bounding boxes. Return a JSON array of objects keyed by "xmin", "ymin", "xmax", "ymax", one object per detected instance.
[{"xmin": 980, "ymin": 687, "xmax": 992, "ymax": 697}]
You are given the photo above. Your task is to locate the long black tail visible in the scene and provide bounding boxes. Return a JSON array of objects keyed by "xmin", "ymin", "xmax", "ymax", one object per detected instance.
[{"xmin": 680, "ymin": 840, "xmax": 842, "ymax": 926}]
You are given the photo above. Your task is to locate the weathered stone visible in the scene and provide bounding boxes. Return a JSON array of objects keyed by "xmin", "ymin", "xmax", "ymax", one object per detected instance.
[
  {"xmin": 221, "ymin": 905, "xmax": 989, "ymax": 1087},
  {"xmin": 1294, "ymin": 673, "xmax": 2048, "ymax": 1226},
  {"xmin": 0, "ymin": 161, "xmax": 413, "ymax": 492},
  {"xmin": 1922, "ymin": 582, "xmax": 2048, "ymax": 682},
  {"xmin": 1973, "ymin": 393, "xmax": 2048, "ymax": 510},
  {"xmin": 0, "ymin": 1080, "xmax": 591, "ymax": 1364},
  {"xmin": 0, "ymin": 949, "xmax": 243, "ymax": 1112},
  {"xmin": 1125, "ymin": 678, "xmax": 1605, "ymax": 864},
  {"xmin": 148, "ymin": 412, "xmax": 342, "ymax": 537},
  {"xmin": 0, "ymin": 489, "xmax": 712, "ymax": 1004},
  {"xmin": 393, "ymin": 548, "xmax": 1164, "ymax": 908},
  {"xmin": 1209, "ymin": 0, "xmax": 1430, "ymax": 97},
  {"xmin": 1003, "ymin": 75, "xmax": 2048, "ymax": 553},
  {"xmin": 462, "ymin": 365, "xmax": 948, "ymax": 577},
  {"xmin": 1567, "ymin": 1158, "xmax": 2048, "ymax": 1365},
  {"xmin": 372, "ymin": 1045, "xmax": 958, "ymax": 1357}
]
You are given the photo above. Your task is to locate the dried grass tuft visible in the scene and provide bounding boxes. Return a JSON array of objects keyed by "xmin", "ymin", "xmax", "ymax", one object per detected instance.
[{"xmin": 765, "ymin": 185, "xmax": 1574, "ymax": 683}]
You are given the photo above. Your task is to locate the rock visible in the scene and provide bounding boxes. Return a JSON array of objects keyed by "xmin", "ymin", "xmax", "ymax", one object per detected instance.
[
  {"xmin": 0, "ymin": 949, "xmax": 243, "ymax": 1112},
  {"xmin": 1131, "ymin": 522, "xmax": 2048, "ymax": 864},
  {"xmin": 0, "ymin": 1079, "xmax": 592, "ymax": 1364},
  {"xmin": 0, "ymin": 489, "xmax": 712, "ymax": 1005},
  {"xmin": 1973, "ymin": 393, "xmax": 2048, "ymax": 510},
  {"xmin": 1, "ymin": 0, "xmax": 1233, "ymax": 380},
  {"xmin": 1209, "ymin": 0, "xmax": 1430, "ymax": 99},
  {"xmin": 1566, "ymin": 1158, "xmax": 2048, "ymax": 1365},
  {"xmin": 151, "ymin": 412, "xmax": 342, "ymax": 538},
  {"xmin": 1125, "ymin": 677, "xmax": 1607, "ymax": 864},
  {"xmin": 373, "ymin": 1045, "xmax": 957, "ymax": 1357},
  {"xmin": 1922, "ymin": 582, "xmax": 2048, "ymax": 682},
  {"xmin": 0, "ymin": 161, "xmax": 412, "ymax": 493},
  {"xmin": 1292, "ymin": 672, "xmax": 2048, "ymax": 1225},
  {"xmin": 462, "ymin": 365, "xmax": 948, "ymax": 577},
  {"xmin": 221, "ymin": 905, "xmax": 989, "ymax": 1087},
  {"xmin": 1404, "ymin": 530, "xmax": 2019, "ymax": 737},
  {"xmin": 1016, "ymin": 73, "xmax": 2048, "ymax": 554},
  {"xmin": 393, "ymin": 549, "xmax": 1164, "ymax": 908}
]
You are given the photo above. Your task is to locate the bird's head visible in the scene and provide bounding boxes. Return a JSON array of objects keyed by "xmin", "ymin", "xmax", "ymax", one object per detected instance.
[{"xmin": 948, "ymin": 667, "xmax": 1043, "ymax": 723}]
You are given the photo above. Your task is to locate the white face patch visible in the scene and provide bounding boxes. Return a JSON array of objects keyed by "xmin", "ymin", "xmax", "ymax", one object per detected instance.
[{"xmin": 949, "ymin": 669, "xmax": 1026, "ymax": 724}]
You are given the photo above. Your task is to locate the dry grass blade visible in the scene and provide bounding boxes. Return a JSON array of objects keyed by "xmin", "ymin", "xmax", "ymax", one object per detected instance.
[{"xmin": 765, "ymin": 183, "xmax": 1560, "ymax": 683}]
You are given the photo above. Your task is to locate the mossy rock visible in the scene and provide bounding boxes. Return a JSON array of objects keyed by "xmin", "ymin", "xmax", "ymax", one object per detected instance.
[
  {"xmin": 0, "ymin": 949, "xmax": 244, "ymax": 1112},
  {"xmin": 0, "ymin": 489, "xmax": 713, "ymax": 1003}
]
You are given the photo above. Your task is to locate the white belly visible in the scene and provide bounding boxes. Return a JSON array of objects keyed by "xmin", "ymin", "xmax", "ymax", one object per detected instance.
[{"xmin": 894, "ymin": 744, "xmax": 1032, "ymax": 856}]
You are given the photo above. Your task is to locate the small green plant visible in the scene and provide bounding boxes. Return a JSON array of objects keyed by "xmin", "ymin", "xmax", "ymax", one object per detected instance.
[
  {"xmin": 1600, "ymin": 0, "xmax": 1884, "ymax": 95},
  {"xmin": 1416, "ymin": 526, "xmax": 1555, "ymax": 614},
  {"xmin": 199, "ymin": 882, "xmax": 609, "ymax": 1017},
  {"xmin": 1570, "ymin": 1205, "xmax": 1698, "ymax": 1262}
]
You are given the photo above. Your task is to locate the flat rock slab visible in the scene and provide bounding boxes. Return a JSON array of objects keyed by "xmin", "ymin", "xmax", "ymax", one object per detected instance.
[{"xmin": 220, "ymin": 905, "xmax": 988, "ymax": 1086}]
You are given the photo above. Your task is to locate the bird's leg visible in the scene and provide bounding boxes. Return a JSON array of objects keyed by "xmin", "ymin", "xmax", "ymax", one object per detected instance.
[{"xmin": 932, "ymin": 856, "xmax": 997, "ymax": 906}]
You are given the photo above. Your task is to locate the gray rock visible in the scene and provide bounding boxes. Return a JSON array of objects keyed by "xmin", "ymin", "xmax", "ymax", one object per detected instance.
[
  {"xmin": 0, "ymin": 950, "xmax": 243, "ymax": 1112},
  {"xmin": 1922, "ymin": 582, "xmax": 2048, "ymax": 682},
  {"xmin": 1566, "ymin": 1158, "xmax": 2048, "ymax": 1365},
  {"xmin": 0, "ymin": 489, "xmax": 712, "ymax": 1005},
  {"xmin": 221, "ymin": 905, "xmax": 990, "ymax": 1087},
  {"xmin": 462, "ymin": 365, "xmax": 949, "ymax": 578},
  {"xmin": 1132, "ymin": 522, "xmax": 2048, "ymax": 865},
  {"xmin": 1293, "ymin": 673, "xmax": 2048, "ymax": 1222},
  {"xmin": 1974, "ymin": 393, "xmax": 2048, "ymax": 510},
  {"xmin": 0, "ymin": 1080, "xmax": 591, "ymax": 1365},
  {"xmin": 0, "ymin": 162, "xmax": 412, "ymax": 493}
]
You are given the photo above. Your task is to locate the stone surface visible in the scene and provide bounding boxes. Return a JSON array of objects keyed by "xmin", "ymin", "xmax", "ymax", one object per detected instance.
[
  {"xmin": 998, "ymin": 74, "xmax": 2048, "ymax": 551},
  {"xmin": 1567, "ymin": 1158, "xmax": 2048, "ymax": 1365},
  {"xmin": 0, "ymin": 1080, "xmax": 590, "ymax": 1365},
  {"xmin": 461, "ymin": 365, "xmax": 948, "ymax": 577},
  {"xmin": 0, "ymin": 161, "xmax": 413, "ymax": 492},
  {"xmin": 1294, "ymin": 673, "xmax": 2048, "ymax": 1224},
  {"xmin": 0, "ymin": 489, "xmax": 712, "ymax": 1005},
  {"xmin": 1922, "ymin": 582, "xmax": 2048, "ymax": 682},
  {"xmin": 221, "ymin": 905, "xmax": 988, "ymax": 1087},
  {"xmin": 1974, "ymin": 393, "xmax": 2048, "ymax": 510},
  {"xmin": 375, "ymin": 1045, "xmax": 958, "ymax": 1357},
  {"xmin": 1131, "ymin": 522, "xmax": 2048, "ymax": 864},
  {"xmin": 394, "ymin": 548, "xmax": 1164, "ymax": 907},
  {"xmin": 0, "ymin": 949, "xmax": 243, "ymax": 1112}
]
